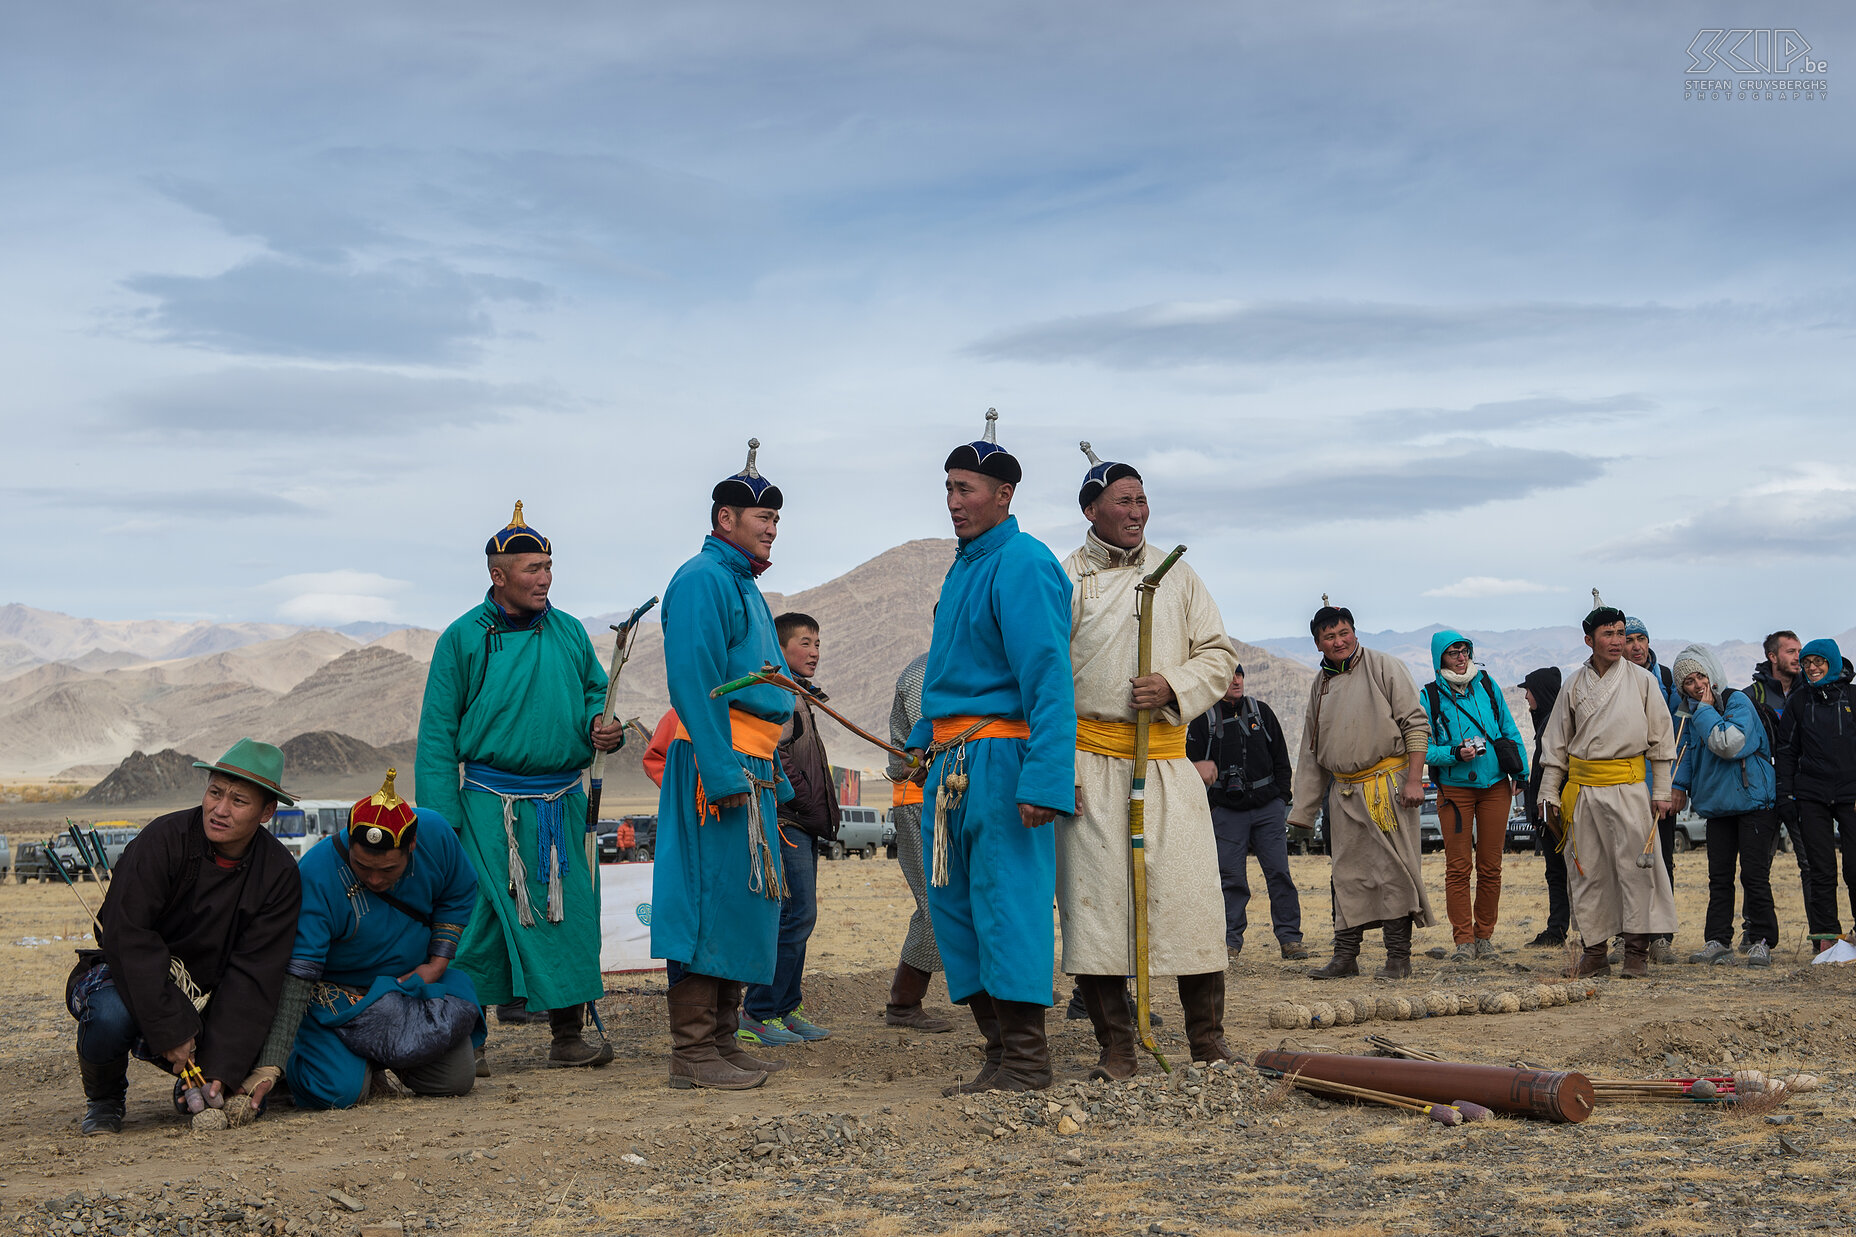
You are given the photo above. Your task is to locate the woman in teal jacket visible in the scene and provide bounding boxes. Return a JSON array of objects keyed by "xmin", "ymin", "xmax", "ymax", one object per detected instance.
[{"xmin": 1423, "ymin": 630, "xmax": 1529, "ymax": 961}]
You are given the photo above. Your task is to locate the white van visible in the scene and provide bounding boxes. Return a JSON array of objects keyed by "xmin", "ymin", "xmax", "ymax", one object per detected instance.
[{"xmin": 822, "ymin": 806, "xmax": 885, "ymax": 860}]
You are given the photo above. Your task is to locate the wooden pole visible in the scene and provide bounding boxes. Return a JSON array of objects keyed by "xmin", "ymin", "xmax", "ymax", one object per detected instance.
[{"xmin": 1129, "ymin": 544, "xmax": 1186, "ymax": 1073}]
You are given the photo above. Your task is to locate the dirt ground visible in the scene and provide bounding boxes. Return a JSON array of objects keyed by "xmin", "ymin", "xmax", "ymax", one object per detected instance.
[{"xmin": 2, "ymin": 840, "xmax": 1852, "ymax": 1237}]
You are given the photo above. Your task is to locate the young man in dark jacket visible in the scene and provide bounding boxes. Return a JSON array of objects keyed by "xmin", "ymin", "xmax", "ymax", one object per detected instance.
[
  {"xmin": 1776, "ymin": 638, "xmax": 1856, "ymax": 949},
  {"xmin": 739, "ymin": 612, "xmax": 842, "ymax": 1044},
  {"xmin": 65, "ymin": 740, "xmax": 303, "ymax": 1134},
  {"xmin": 1186, "ymin": 666, "xmax": 1305, "ymax": 959},
  {"xmin": 1746, "ymin": 629, "xmax": 1808, "ymax": 938},
  {"xmin": 1519, "ymin": 667, "xmax": 1569, "ymax": 946}
]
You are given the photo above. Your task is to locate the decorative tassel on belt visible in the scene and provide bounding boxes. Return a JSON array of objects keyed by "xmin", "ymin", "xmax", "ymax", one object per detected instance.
[
  {"xmin": 930, "ymin": 746, "xmax": 970, "ymax": 888},
  {"xmin": 743, "ymin": 774, "xmax": 786, "ymax": 901}
]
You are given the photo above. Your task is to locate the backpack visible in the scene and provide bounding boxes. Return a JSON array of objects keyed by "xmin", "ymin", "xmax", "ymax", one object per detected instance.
[
  {"xmin": 1422, "ymin": 674, "xmax": 1525, "ymax": 777},
  {"xmin": 1715, "ymin": 685, "xmax": 1779, "ymax": 765}
]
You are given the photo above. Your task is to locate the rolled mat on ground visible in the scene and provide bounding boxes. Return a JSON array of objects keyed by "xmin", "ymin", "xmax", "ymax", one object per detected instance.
[{"xmin": 1252, "ymin": 1049, "xmax": 1596, "ymax": 1123}]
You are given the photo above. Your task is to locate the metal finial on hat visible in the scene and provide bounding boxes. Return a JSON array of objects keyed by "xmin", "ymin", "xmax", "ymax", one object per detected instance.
[
  {"xmin": 508, "ymin": 500, "xmax": 527, "ymax": 528},
  {"xmin": 742, "ymin": 438, "xmax": 761, "ymax": 479},
  {"xmin": 1592, "ymin": 587, "xmax": 1603, "ymax": 609},
  {"xmin": 1322, "ymin": 593, "xmax": 1330, "ymax": 606},
  {"xmin": 370, "ymin": 768, "xmax": 404, "ymax": 810},
  {"xmin": 983, "ymin": 408, "xmax": 998, "ymax": 444},
  {"xmin": 1080, "ymin": 441, "xmax": 1103, "ymax": 467}
]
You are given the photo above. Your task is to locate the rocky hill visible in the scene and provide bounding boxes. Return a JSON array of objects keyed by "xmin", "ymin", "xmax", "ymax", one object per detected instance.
[{"xmin": 81, "ymin": 748, "xmax": 204, "ymax": 804}]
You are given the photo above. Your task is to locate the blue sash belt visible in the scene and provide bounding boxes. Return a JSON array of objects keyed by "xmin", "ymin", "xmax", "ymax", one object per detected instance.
[{"xmin": 462, "ymin": 763, "xmax": 583, "ymax": 927}]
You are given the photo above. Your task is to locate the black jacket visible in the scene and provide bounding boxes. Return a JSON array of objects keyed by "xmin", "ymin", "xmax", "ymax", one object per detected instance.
[
  {"xmin": 1746, "ymin": 661, "xmax": 1800, "ymax": 717},
  {"xmin": 1777, "ymin": 677, "xmax": 1856, "ymax": 806},
  {"xmin": 777, "ymin": 687, "xmax": 842, "ymax": 840},
  {"xmin": 1186, "ymin": 696, "xmax": 1292, "ymax": 811}
]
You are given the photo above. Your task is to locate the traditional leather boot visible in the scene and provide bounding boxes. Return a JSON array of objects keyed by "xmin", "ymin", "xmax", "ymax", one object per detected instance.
[
  {"xmin": 1075, "ymin": 974, "xmax": 1138, "ymax": 1081},
  {"xmin": 714, "ymin": 980, "xmax": 786, "ymax": 1074},
  {"xmin": 546, "ymin": 1003, "xmax": 614, "ymax": 1068},
  {"xmin": 885, "ymin": 963, "xmax": 954, "ymax": 1031},
  {"xmin": 78, "ymin": 1054, "xmax": 127, "ymax": 1136},
  {"xmin": 1620, "ymin": 933, "xmax": 1651, "ymax": 979},
  {"xmin": 1308, "ymin": 924, "xmax": 1366, "ymax": 979},
  {"xmin": 494, "ymin": 999, "xmax": 548, "ymax": 1025},
  {"xmin": 1175, "ymin": 972, "xmax": 1233, "ymax": 1065},
  {"xmin": 1566, "ymin": 938, "xmax": 1611, "ymax": 978},
  {"xmin": 942, "ymin": 992, "xmax": 1006, "ymax": 1095},
  {"xmin": 1376, "ymin": 918, "xmax": 1413, "ymax": 980},
  {"xmin": 667, "ymin": 975, "xmax": 766, "ymax": 1090},
  {"xmin": 989, "ymin": 999, "xmax": 1053, "ymax": 1091}
]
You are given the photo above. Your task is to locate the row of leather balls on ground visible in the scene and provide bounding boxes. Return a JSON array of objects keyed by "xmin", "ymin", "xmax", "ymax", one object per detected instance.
[{"xmin": 1267, "ymin": 983, "xmax": 1595, "ymax": 1029}]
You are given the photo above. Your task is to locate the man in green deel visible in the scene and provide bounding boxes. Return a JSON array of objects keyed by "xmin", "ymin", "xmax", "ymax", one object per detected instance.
[{"xmin": 416, "ymin": 501, "xmax": 626, "ymax": 1070}]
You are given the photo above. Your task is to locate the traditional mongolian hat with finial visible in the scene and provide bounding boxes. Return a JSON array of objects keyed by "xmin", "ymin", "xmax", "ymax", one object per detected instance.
[
  {"xmin": 348, "ymin": 768, "xmax": 418, "ymax": 851},
  {"xmin": 1583, "ymin": 587, "xmax": 1626, "ymax": 636},
  {"xmin": 712, "ymin": 438, "xmax": 784, "ymax": 510},
  {"xmin": 1077, "ymin": 441, "xmax": 1142, "ymax": 510},
  {"xmin": 943, "ymin": 408, "xmax": 1022, "ymax": 484},
  {"xmin": 486, "ymin": 500, "xmax": 552, "ymax": 556}
]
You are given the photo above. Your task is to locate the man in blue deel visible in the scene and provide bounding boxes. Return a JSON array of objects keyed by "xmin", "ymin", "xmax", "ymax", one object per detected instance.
[{"xmin": 906, "ymin": 409, "xmax": 1077, "ymax": 1096}]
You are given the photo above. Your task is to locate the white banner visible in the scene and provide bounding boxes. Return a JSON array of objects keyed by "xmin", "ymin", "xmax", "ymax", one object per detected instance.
[{"xmin": 600, "ymin": 861, "xmax": 666, "ymax": 974}]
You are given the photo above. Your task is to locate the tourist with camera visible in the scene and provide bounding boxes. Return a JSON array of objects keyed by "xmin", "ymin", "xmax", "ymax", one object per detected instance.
[
  {"xmin": 1187, "ymin": 665, "xmax": 1305, "ymax": 960},
  {"xmin": 1422, "ymin": 631, "xmax": 1528, "ymax": 963}
]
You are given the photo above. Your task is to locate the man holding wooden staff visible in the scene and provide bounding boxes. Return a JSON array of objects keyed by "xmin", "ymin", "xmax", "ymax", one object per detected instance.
[
  {"xmin": 1536, "ymin": 597, "xmax": 1679, "ymax": 979},
  {"xmin": 905, "ymin": 410, "xmax": 1076, "ymax": 1095},
  {"xmin": 651, "ymin": 441, "xmax": 796, "ymax": 1090},
  {"xmin": 1291, "ymin": 602, "xmax": 1435, "ymax": 980},
  {"xmin": 415, "ymin": 502, "xmax": 622, "ymax": 1070},
  {"xmin": 1056, "ymin": 444, "xmax": 1238, "ymax": 1078}
]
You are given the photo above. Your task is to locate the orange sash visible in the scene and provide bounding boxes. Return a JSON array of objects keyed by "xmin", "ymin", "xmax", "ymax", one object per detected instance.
[
  {"xmin": 892, "ymin": 780, "xmax": 924, "ymax": 807},
  {"xmin": 930, "ymin": 716, "xmax": 1032, "ymax": 745},
  {"xmin": 675, "ymin": 708, "xmax": 784, "ymax": 820}
]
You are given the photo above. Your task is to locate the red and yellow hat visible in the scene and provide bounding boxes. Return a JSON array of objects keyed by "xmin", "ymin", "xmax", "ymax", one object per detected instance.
[{"xmin": 349, "ymin": 768, "xmax": 417, "ymax": 850}]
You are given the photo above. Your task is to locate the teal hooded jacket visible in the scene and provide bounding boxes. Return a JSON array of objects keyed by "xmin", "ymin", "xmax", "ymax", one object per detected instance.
[{"xmin": 1423, "ymin": 629, "xmax": 1529, "ymax": 788}]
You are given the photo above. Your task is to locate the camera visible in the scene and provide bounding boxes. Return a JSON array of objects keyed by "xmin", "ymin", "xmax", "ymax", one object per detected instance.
[{"xmin": 1466, "ymin": 736, "xmax": 1487, "ymax": 756}]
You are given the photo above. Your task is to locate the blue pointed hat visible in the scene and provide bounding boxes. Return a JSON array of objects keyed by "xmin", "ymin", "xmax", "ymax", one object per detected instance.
[
  {"xmin": 1077, "ymin": 441, "xmax": 1142, "ymax": 510},
  {"xmin": 712, "ymin": 438, "xmax": 784, "ymax": 510},
  {"xmin": 486, "ymin": 500, "xmax": 551, "ymax": 556},
  {"xmin": 943, "ymin": 408, "xmax": 1022, "ymax": 484}
]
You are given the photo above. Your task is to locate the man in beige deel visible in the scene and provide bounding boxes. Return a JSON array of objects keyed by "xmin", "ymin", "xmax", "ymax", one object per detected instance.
[
  {"xmin": 1056, "ymin": 445, "xmax": 1239, "ymax": 1077},
  {"xmin": 1290, "ymin": 601, "xmax": 1435, "ymax": 979},
  {"xmin": 1536, "ymin": 596, "xmax": 1678, "ymax": 979}
]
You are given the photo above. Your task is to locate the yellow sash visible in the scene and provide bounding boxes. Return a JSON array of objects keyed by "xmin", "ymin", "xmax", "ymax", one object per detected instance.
[
  {"xmin": 1334, "ymin": 752, "xmax": 1406, "ymax": 833},
  {"xmin": 1557, "ymin": 756, "xmax": 1647, "ymax": 863},
  {"xmin": 1074, "ymin": 718, "xmax": 1188, "ymax": 761}
]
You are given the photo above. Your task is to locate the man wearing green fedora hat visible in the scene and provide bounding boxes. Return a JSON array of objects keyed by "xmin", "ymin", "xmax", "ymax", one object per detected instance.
[{"xmin": 65, "ymin": 738, "xmax": 304, "ymax": 1134}]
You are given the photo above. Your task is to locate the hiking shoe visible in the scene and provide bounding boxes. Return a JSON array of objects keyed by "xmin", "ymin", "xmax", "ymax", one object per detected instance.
[
  {"xmin": 1527, "ymin": 929, "xmax": 1566, "ymax": 948},
  {"xmin": 1736, "ymin": 931, "xmax": 1754, "ymax": 955},
  {"xmin": 1648, "ymin": 938, "xmax": 1677, "ymax": 965},
  {"xmin": 737, "ymin": 1013, "xmax": 805, "ymax": 1045},
  {"xmin": 1279, "ymin": 941, "xmax": 1309, "ymax": 960},
  {"xmin": 1474, "ymin": 938, "xmax": 1498, "ymax": 960},
  {"xmin": 1747, "ymin": 942, "xmax": 1771, "ymax": 968},
  {"xmin": 1450, "ymin": 942, "xmax": 1476, "ymax": 964},
  {"xmin": 1688, "ymin": 941, "xmax": 1730, "ymax": 965},
  {"xmin": 781, "ymin": 1009, "xmax": 831, "ymax": 1041}
]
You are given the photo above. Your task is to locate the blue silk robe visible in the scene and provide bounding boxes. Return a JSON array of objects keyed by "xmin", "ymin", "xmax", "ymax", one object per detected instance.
[
  {"xmin": 284, "ymin": 812, "xmax": 483, "ymax": 1109},
  {"xmin": 652, "ymin": 535, "xmax": 795, "ymax": 983},
  {"xmin": 907, "ymin": 515, "xmax": 1077, "ymax": 1005},
  {"xmin": 415, "ymin": 594, "xmax": 608, "ymax": 1011}
]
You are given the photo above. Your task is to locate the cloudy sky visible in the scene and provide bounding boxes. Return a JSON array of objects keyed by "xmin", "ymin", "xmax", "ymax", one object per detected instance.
[{"xmin": 5, "ymin": 2, "xmax": 1850, "ymax": 643}]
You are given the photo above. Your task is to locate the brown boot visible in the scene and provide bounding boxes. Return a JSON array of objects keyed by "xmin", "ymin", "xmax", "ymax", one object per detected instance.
[
  {"xmin": 942, "ymin": 993, "xmax": 1006, "ymax": 1095},
  {"xmin": 667, "ymin": 975, "xmax": 766, "ymax": 1090},
  {"xmin": 990, "ymin": 999, "xmax": 1053, "ymax": 1091},
  {"xmin": 1566, "ymin": 939, "xmax": 1611, "ymax": 978},
  {"xmin": 1620, "ymin": 933, "xmax": 1651, "ymax": 979},
  {"xmin": 1309, "ymin": 924, "xmax": 1366, "ymax": 979},
  {"xmin": 1176, "ymin": 971, "xmax": 1233, "ymax": 1065},
  {"xmin": 547, "ymin": 1004, "xmax": 614, "ymax": 1068},
  {"xmin": 1075, "ymin": 974, "xmax": 1138, "ymax": 1081},
  {"xmin": 885, "ymin": 963, "xmax": 954, "ymax": 1032},
  {"xmin": 714, "ymin": 981, "xmax": 786, "ymax": 1074},
  {"xmin": 1375, "ymin": 918, "xmax": 1413, "ymax": 980}
]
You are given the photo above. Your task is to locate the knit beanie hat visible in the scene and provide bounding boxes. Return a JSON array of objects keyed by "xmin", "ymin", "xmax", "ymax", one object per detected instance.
[{"xmin": 1671, "ymin": 644, "xmax": 1726, "ymax": 694}]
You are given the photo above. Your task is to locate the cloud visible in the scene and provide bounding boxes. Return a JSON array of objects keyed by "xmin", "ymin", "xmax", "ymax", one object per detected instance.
[
  {"xmin": 1166, "ymin": 444, "xmax": 1605, "ymax": 527},
  {"xmin": 266, "ymin": 570, "xmax": 408, "ymax": 625},
  {"xmin": 1423, "ymin": 577, "xmax": 1561, "ymax": 599},
  {"xmin": 966, "ymin": 299, "xmax": 1680, "ymax": 369},
  {"xmin": 122, "ymin": 258, "xmax": 552, "ymax": 363},
  {"xmin": 10, "ymin": 486, "xmax": 317, "ymax": 517},
  {"xmin": 1601, "ymin": 479, "xmax": 1856, "ymax": 562},
  {"xmin": 119, "ymin": 366, "xmax": 560, "ymax": 436},
  {"xmin": 1362, "ymin": 393, "xmax": 1654, "ymax": 440}
]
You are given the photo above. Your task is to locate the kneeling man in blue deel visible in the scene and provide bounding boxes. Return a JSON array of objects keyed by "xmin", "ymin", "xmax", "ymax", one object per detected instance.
[{"xmin": 262, "ymin": 771, "xmax": 485, "ymax": 1109}]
